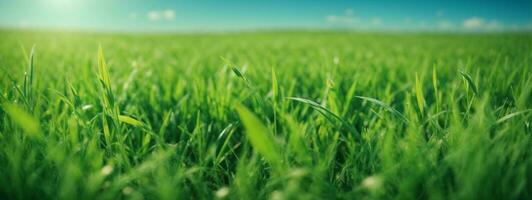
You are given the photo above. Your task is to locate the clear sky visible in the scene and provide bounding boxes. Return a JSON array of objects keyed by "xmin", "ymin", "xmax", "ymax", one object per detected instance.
[{"xmin": 0, "ymin": 0, "xmax": 530, "ymax": 32}]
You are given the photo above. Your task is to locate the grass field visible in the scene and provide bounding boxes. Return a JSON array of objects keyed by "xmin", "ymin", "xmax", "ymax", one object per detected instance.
[{"xmin": 0, "ymin": 30, "xmax": 531, "ymax": 199}]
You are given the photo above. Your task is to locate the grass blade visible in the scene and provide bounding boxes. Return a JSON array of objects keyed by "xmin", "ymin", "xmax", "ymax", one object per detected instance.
[
  {"xmin": 118, "ymin": 115, "xmax": 143, "ymax": 127},
  {"xmin": 235, "ymin": 104, "xmax": 281, "ymax": 166},
  {"xmin": 2, "ymin": 103, "xmax": 40, "ymax": 137},
  {"xmin": 433, "ymin": 65, "xmax": 439, "ymax": 112},
  {"xmin": 496, "ymin": 109, "xmax": 531, "ymax": 124},
  {"xmin": 415, "ymin": 72, "xmax": 425, "ymax": 113},
  {"xmin": 98, "ymin": 45, "xmax": 112, "ymax": 91},
  {"xmin": 287, "ymin": 97, "xmax": 360, "ymax": 138},
  {"xmin": 272, "ymin": 67, "xmax": 278, "ymax": 99},
  {"xmin": 433, "ymin": 65, "xmax": 438, "ymax": 98},
  {"xmin": 355, "ymin": 96, "xmax": 409, "ymax": 124},
  {"xmin": 221, "ymin": 56, "xmax": 250, "ymax": 84},
  {"xmin": 287, "ymin": 97, "xmax": 343, "ymax": 123},
  {"xmin": 28, "ymin": 45, "xmax": 35, "ymax": 98},
  {"xmin": 272, "ymin": 67, "xmax": 278, "ymax": 134},
  {"xmin": 460, "ymin": 71, "xmax": 478, "ymax": 95}
]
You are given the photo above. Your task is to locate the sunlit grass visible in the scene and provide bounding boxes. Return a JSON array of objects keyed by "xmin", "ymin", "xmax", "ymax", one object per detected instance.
[{"xmin": 0, "ymin": 31, "xmax": 530, "ymax": 199}]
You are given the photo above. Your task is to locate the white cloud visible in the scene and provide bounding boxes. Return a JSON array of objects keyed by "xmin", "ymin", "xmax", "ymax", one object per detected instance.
[
  {"xmin": 162, "ymin": 10, "xmax": 175, "ymax": 20},
  {"xmin": 325, "ymin": 9, "xmax": 358, "ymax": 25},
  {"xmin": 438, "ymin": 20, "xmax": 454, "ymax": 29},
  {"xmin": 463, "ymin": 17, "xmax": 505, "ymax": 31},
  {"xmin": 147, "ymin": 9, "xmax": 175, "ymax": 21},
  {"xmin": 325, "ymin": 15, "xmax": 358, "ymax": 24},
  {"xmin": 463, "ymin": 17, "xmax": 484, "ymax": 29},
  {"xmin": 147, "ymin": 11, "xmax": 161, "ymax": 21},
  {"xmin": 326, "ymin": 15, "xmax": 339, "ymax": 23},
  {"xmin": 343, "ymin": 17, "xmax": 356, "ymax": 24},
  {"xmin": 371, "ymin": 18, "xmax": 382, "ymax": 25}
]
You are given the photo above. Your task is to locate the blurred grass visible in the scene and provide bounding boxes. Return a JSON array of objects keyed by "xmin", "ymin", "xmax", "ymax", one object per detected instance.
[{"xmin": 0, "ymin": 30, "xmax": 531, "ymax": 199}]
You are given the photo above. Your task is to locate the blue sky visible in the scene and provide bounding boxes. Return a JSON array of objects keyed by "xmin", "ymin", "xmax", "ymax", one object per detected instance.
[{"xmin": 0, "ymin": 0, "xmax": 530, "ymax": 32}]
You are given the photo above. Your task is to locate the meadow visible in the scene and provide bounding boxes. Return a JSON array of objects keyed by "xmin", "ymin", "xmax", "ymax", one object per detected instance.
[{"xmin": 0, "ymin": 30, "xmax": 530, "ymax": 199}]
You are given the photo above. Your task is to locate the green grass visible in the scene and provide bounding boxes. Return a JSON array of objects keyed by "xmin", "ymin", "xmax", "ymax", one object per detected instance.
[{"xmin": 0, "ymin": 30, "xmax": 531, "ymax": 199}]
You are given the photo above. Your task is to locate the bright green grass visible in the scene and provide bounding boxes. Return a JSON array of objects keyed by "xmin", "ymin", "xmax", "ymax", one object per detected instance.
[{"xmin": 0, "ymin": 30, "xmax": 531, "ymax": 199}]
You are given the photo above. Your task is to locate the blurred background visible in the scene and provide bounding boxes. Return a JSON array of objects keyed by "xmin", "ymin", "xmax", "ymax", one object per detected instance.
[{"xmin": 0, "ymin": 0, "xmax": 530, "ymax": 33}]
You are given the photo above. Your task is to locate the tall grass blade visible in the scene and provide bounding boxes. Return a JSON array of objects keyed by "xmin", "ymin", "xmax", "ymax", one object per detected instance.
[
  {"xmin": 432, "ymin": 65, "xmax": 438, "ymax": 98},
  {"xmin": 235, "ymin": 104, "xmax": 281, "ymax": 166},
  {"xmin": 118, "ymin": 115, "xmax": 143, "ymax": 127},
  {"xmin": 98, "ymin": 45, "xmax": 112, "ymax": 91},
  {"xmin": 287, "ymin": 97, "xmax": 360, "ymax": 138},
  {"xmin": 28, "ymin": 45, "xmax": 35, "ymax": 101},
  {"xmin": 433, "ymin": 65, "xmax": 439, "ymax": 111},
  {"xmin": 460, "ymin": 71, "xmax": 478, "ymax": 95},
  {"xmin": 355, "ymin": 96, "xmax": 409, "ymax": 124},
  {"xmin": 97, "ymin": 45, "xmax": 121, "ymax": 144},
  {"xmin": 415, "ymin": 72, "xmax": 425, "ymax": 113},
  {"xmin": 287, "ymin": 97, "xmax": 343, "ymax": 123},
  {"xmin": 272, "ymin": 68, "xmax": 278, "ymax": 99},
  {"xmin": 496, "ymin": 109, "xmax": 531, "ymax": 124},
  {"xmin": 272, "ymin": 68, "xmax": 278, "ymax": 133},
  {"xmin": 221, "ymin": 56, "xmax": 249, "ymax": 83},
  {"xmin": 2, "ymin": 103, "xmax": 40, "ymax": 137}
]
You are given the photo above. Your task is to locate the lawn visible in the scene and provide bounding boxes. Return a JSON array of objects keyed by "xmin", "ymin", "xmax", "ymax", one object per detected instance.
[{"xmin": 0, "ymin": 30, "xmax": 530, "ymax": 199}]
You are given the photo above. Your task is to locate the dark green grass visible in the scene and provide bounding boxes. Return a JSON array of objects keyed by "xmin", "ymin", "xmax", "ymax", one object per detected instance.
[{"xmin": 0, "ymin": 30, "xmax": 531, "ymax": 199}]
